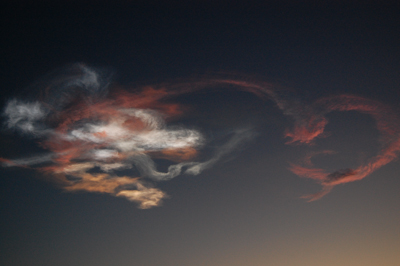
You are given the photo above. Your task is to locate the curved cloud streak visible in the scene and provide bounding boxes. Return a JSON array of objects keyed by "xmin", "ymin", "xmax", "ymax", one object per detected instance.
[
  {"xmin": 290, "ymin": 95, "xmax": 400, "ymax": 200},
  {"xmin": 2, "ymin": 64, "xmax": 400, "ymax": 207}
]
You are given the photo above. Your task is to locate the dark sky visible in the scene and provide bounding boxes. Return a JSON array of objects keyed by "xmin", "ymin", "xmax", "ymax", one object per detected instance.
[{"xmin": 1, "ymin": 1, "xmax": 400, "ymax": 266}]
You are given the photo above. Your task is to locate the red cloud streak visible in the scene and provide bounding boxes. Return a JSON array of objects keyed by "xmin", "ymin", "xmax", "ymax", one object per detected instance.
[{"xmin": 289, "ymin": 95, "xmax": 400, "ymax": 200}]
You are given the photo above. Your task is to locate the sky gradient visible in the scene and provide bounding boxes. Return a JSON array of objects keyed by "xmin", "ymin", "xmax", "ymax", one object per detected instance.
[{"xmin": 1, "ymin": 1, "xmax": 400, "ymax": 266}]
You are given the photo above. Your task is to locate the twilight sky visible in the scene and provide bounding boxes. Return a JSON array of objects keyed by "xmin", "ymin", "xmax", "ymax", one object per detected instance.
[{"xmin": 1, "ymin": 1, "xmax": 400, "ymax": 266}]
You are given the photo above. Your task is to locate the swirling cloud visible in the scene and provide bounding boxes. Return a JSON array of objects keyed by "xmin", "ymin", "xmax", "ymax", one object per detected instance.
[
  {"xmin": 1, "ymin": 65, "xmax": 254, "ymax": 208},
  {"xmin": 2, "ymin": 64, "xmax": 399, "ymax": 207}
]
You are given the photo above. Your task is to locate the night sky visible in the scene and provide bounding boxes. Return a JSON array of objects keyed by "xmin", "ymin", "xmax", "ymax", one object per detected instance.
[{"xmin": 1, "ymin": 1, "xmax": 400, "ymax": 266}]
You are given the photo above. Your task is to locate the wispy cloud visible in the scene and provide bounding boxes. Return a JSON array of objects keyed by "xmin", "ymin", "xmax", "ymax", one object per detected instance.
[
  {"xmin": 2, "ymin": 64, "xmax": 399, "ymax": 206},
  {"xmin": 1, "ymin": 65, "xmax": 256, "ymax": 208}
]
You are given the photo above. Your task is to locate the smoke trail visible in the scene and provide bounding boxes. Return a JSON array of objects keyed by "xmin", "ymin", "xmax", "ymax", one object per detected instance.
[{"xmin": 2, "ymin": 64, "xmax": 400, "ymax": 206}]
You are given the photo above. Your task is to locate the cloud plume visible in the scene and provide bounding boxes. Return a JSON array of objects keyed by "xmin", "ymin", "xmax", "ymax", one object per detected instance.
[
  {"xmin": 2, "ymin": 64, "xmax": 400, "ymax": 206},
  {"xmin": 1, "ymin": 65, "xmax": 256, "ymax": 208}
]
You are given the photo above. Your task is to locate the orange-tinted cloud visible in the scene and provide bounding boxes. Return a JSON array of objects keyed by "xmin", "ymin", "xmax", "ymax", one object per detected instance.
[
  {"xmin": 2, "ymin": 65, "xmax": 256, "ymax": 208},
  {"xmin": 3, "ymin": 64, "xmax": 400, "ymax": 206}
]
